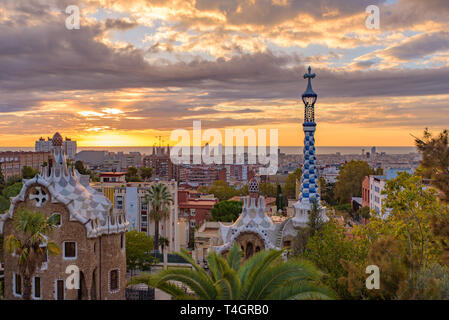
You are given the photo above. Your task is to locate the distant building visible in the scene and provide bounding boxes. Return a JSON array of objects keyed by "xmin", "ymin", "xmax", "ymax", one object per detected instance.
[
  {"xmin": 362, "ymin": 176, "xmax": 370, "ymax": 207},
  {"xmin": 75, "ymin": 151, "xmax": 142, "ymax": 172},
  {"xmin": 96, "ymin": 179, "xmax": 186, "ymax": 253},
  {"xmin": 178, "ymin": 165, "xmax": 226, "ymax": 186},
  {"xmin": 178, "ymin": 190, "xmax": 218, "ymax": 228},
  {"xmin": 75, "ymin": 151, "xmax": 107, "ymax": 168},
  {"xmin": 369, "ymin": 168, "xmax": 414, "ymax": 218},
  {"xmin": 321, "ymin": 165, "xmax": 339, "ymax": 184},
  {"xmin": 194, "ymin": 221, "xmax": 232, "ymax": 266},
  {"xmin": 0, "ymin": 151, "xmax": 50, "ymax": 179},
  {"xmin": 143, "ymin": 146, "xmax": 174, "ymax": 181},
  {"xmin": 35, "ymin": 134, "xmax": 77, "ymax": 159},
  {"xmin": 100, "ymin": 172, "xmax": 127, "ymax": 184}
]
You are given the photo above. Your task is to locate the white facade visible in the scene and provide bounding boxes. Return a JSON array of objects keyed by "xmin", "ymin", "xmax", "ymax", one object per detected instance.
[
  {"xmin": 369, "ymin": 168, "xmax": 414, "ymax": 219},
  {"xmin": 321, "ymin": 165, "xmax": 339, "ymax": 184},
  {"xmin": 369, "ymin": 175, "xmax": 386, "ymax": 217},
  {"xmin": 103, "ymin": 181, "xmax": 187, "ymax": 253},
  {"xmin": 35, "ymin": 137, "xmax": 77, "ymax": 159}
]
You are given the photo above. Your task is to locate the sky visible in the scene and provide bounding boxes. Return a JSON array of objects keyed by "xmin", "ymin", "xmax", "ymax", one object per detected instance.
[{"xmin": 0, "ymin": 0, "xmax": 448, "ymax": 147}]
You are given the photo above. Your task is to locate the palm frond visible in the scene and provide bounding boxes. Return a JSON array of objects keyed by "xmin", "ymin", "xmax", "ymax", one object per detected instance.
[
  {"xmin": 226, "ymin": 243, "xmax": 242, "ymax": 271},
  {"xmin": 269, "ymin": 280, "xmax": 336, "ymax": 300},
  {"xmin": 152, "ymin": 268, "xmax": 217, "ymax": 299},
  {"xmin": 245, "ymin": 260, "xmax": 322, "ymax": 299}
]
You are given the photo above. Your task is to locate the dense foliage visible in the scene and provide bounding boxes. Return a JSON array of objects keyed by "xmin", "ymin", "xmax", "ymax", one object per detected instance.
[
  {"xmin": 144, "ymin": 183, "xmax": 173, "ymax": 253},
  {"xmin": 126, "ymin": 230, "xmax": 156, "ymax": 275},
  {"xmin": 5, "ymin": 208, "xmax": 60, "ymax": 300},
  {"xmin": 129, "ymin": 244, "xmax": 335, "ymax": 300},
  {"xmin": 211, "ymin": 200, "xmax": 243, "ymax": 222},
  {"xmin": 334, "ymin": 160, "xmax": 373, "ymax": 204}
]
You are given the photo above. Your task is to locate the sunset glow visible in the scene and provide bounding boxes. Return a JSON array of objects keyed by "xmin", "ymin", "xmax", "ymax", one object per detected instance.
[{"xmin": 1, "ymin": 0, "xmax": 448, "ymax": 147}]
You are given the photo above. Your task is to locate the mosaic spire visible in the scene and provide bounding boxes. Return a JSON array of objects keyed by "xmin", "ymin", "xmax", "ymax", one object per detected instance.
[
  {"xmin": 299, "ymin": 66, "xmax": 320, "ymax": 205},
  {"xmin": 293, "ymin": 66, "xmax": 328, "ymax": 227}
]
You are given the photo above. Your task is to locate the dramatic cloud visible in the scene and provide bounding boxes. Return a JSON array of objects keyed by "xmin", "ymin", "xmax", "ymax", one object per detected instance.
[{"xmin": 0, "ymin": 0, "xmax": 448, "ymax": 146}]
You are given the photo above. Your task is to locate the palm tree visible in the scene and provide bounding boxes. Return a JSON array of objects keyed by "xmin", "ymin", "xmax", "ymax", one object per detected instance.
[
  {"xmin": 159, "ymin": 236, "xmax": 170, "ymax": 255},
  {"xmin": 128, "ymin": 244, "xmax": 335, "ymax": 300},
  {"xmin": 144, "ymin": 183, "xmax": 173, "ymax": 253},
  {"xmin": 5, "ymin": 208, "xmax": 60, "ymax": 300}
]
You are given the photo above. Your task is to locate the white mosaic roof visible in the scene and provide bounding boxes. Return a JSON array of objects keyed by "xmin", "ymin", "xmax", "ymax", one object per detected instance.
[
  {"xmin": 0, "ymin": 146, "xmax": 128, "ymax": 238},
  {"xmin": 214, "ymin": 195, "xmax": 280, "ymax": 253}
]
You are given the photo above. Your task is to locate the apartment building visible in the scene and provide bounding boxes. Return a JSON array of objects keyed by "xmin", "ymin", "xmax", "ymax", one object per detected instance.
[
  {"xmin": 96, "ymin": 179, "xmax": 188, "ymax": 253},
  {"xmin": 35, "ymin": 135, "xmax": 77, "ymax": 159},
  {"xmin": 369, "ymin": 168, "xmax": 414, "ymax": 218},
  {"xmin": 178, "ymin": 165, "xmax": 226, "ymax": 186},
  {"xmin": 143, "ymin": 147, "xmax": 175, "ymax": 181},
  {"xmin": 0, "ymin": 151, "xmax": 50, "ymax": 179},
  {"xmin": 178, "ymin": 190, "xmax": 218, "ymax": 228}
]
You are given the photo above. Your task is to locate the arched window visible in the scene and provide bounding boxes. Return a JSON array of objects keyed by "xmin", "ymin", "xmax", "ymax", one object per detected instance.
[{"xmin": 245, "ymin": 242, "xmax": 254, "ymax": 258}]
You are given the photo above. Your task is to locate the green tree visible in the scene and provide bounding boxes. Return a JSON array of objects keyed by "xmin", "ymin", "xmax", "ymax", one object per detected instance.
[
  {"xmin": 339, "ymin": 236, "xmax": 410, "ymax": 300},
  {"xmin": 351, "ymin": 173, "xmax": 443, "ymax": 297},
  {"xmin": 292, "ymin": 200, "xmax": 327, "ymax": 257},
  {"xmin": 140, "ymin": 167, "xmax": 153, "ymax": 181},
  {"xmin": 303, "ymin": 221, "xmax": 369, "ymax": 299},
  {"xmin": 431, "ymin": 207, "xmax": 449, "ymax": 267},
  {"xmin": 188, "ymin": 226, "xmax": 196, "ymax": 250},
  {"xmin": 307, "ymin": 199, "xmax": 325, "ymax": 237},
  {"xmin": 0, "ymin": 166, "xmax": 5, "ymax": 189},
  {"xmin": 357, "ymin": 206, "xmax": 371, "ymax": 220},
  {"xmin": 21, "ymin": 166, "xmax": 39, "ymax": 179},
  {"xmin": 126, "ymin": 230, "xmax": 155, "ymax": 276},
  {"xmin": 144, "ymin": 183, "xmax": 173, "ymax": 253},
  {"xmin": 382, "ymin": 172, "xmax": 442, "ymax": 291},
  {"xmin": 334, "ymin": 161, "xmax": 372, "ymax": 204},
  {"xmin": 275, "ymin": 184, "xmax": 285, "ymax": 213},
  {"xmin": 5, "ymin": 208, "xmax": 60, "ymax": 300},
  {"xmin": 74, "ymin": 160, "xmax": 88, "ymax": 174},
  {"xmin": 126, "ymin": 166, "xmax": 142, "ymax": 182},
  {"xmin": 159, "ymin": 236, "xmax": 170, "ymax": 255},
  {"xmin": 2, "ymin": 182, "xmax": 23, "ymax": 199},
  {"xmin": 201, "ymin": 180, "xmax": 238, "ymax": 201},
  {"xmin": 285, "ymin": 167, "xmax": 302, "ymax": 199},
  {"xmin": 0, "ymin": 182, "xmax": 22, "ymax": 214},
  {"xmin": 0, "ymin": 195, "xmax": 10, "ymax": 214},
  {"xmin": 6, "ymin": 175, "xmax": 21, "ymax": 186},
  {"xmin": 418, "ymin": 262, "xmax": 449, "ymax": 300},
  {"xmin": 319, "ymin": 177, "xmax": 337, "ymax": 206},
  {"xmin": 129, "ymin": 244, "xmax": 334, "ymax": 300},
  {"xmin": 259, "ymin": 182, "xmax": 276, "ymax": 197},
  {"xmin": 211, "ymin": 200, "xmax": 243, "ymax": 222},
  {"xmin": 415, "ymin": 128, "xmax": 449, "ymax": 202}
]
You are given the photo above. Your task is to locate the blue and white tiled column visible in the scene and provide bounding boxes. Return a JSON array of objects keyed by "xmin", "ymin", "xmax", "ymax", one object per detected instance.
[
  {"xmin": 299, "ymin": 123, "xmax": 320, "ymax": 205},
  {"xmin": 293, "ymin": 122, "xmax": 328, "ymax": 228}
]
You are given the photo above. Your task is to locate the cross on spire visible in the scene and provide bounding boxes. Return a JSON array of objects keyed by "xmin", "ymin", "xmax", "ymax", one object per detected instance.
[
  {"xmin": 304, "ymin": 66, "xmax": 315, "ymax": 80},
  {"xmin": 303, "ymin": 66, "xmax": 316, "ymax": 92}
]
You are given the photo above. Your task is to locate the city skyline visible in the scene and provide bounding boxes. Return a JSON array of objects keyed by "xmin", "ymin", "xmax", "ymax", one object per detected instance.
[{"xmin": 1, "ymin": 0, "xmax": 449, "ymax": 147}]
